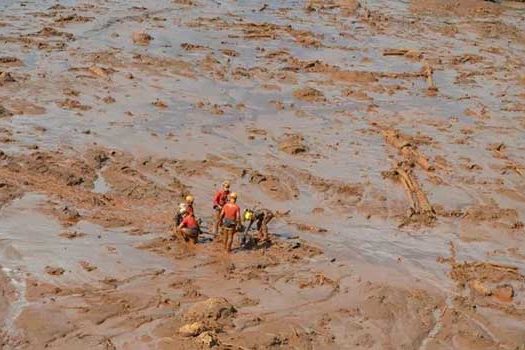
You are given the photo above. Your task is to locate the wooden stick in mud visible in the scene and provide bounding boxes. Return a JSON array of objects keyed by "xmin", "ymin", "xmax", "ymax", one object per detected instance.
[
  {"xmin": 383, "ymin": 49, "xmax": 409, "ymax": 56},
  {"xmin": 400, "ymin": 147, "xmax": 434, "ymax": 172},
  {"xmin": 507, "ymin": 163, "xmax": 524, "ymax": 176},
  {"xmin": 423, "ymin": 62, "xmax": 438, "ymax": 93},
  {"xmin": 396, "ymin": 166, "xmax": 434, "ymax": 215},
  {"xmin": 397, "ymin": 168, "xmax": 420, "ymax": 213},
  {"xmin": 382, "ymin": 129, "xmax": 434, "ymax": 171},
  {"xmin": 472, "ymin": 262, "xmax": 522, "ymax": 274}
]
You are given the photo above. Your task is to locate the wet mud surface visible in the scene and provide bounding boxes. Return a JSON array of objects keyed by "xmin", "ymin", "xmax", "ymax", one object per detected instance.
[{"xmin": 1, "ymin": 0, "xmax": 525, "ymax": 349}]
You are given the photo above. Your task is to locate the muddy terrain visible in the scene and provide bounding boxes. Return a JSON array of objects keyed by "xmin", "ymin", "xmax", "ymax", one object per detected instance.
[{"xmin": 1, "ymin": 0, "xmax": 525, "ymax": 349}]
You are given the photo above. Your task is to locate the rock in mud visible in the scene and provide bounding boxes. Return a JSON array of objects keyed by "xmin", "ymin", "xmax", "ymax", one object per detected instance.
[
  {"xmin": 383, "ymin": 48, "xmax": 422, "ymax": 60},
  {"xmin": 88, "ymin": 66, "xmax": 114, "ymax": 79},
  {"xmin": 292, "ymin": 223, "xmax": 328, "ymax": 233},
  {"xmin": 0, "ymin": 71, "xmax": 16, "ymax": 84},
  {"xmin": 58, "ymin": 230, "xmax": 85, "ymax": 239},
  {"xmin": 45, "ymin": 266, "xmax": 65, "ymax": 276},
  {"xmin": 0, "ymin": 181, "xmax": 22, "ymax": 208},
  {"xmin": 243, "ymin": 169, "xmax": 299, "ymax": 201},
  {"xmin": 132, "ymin": 31, "xmax": 153, "ymax": 45},
  {"xmin": 278, "ymin": 133, "xmax": 309, "ymax": 155},
  {"xmin": 0, "ymin": 56, "xmax": 22, "ymax": 66},
  {"xmin": 58, "ymin": 205, "xmax": 81, "ymax": 222},
  {"xmin": 0, "ymin": 105, "xmax": 13, "ymax": 118},
  {"xmin": 184, "ymin": 297, "xmax": 236, "ymax": 321},
  {"xmin": 492, "ymin": 284, "xmax": 514, "ymax": 303},
  {"xmin": 57, "ymin": 98, "xmax": 91, "ymax": 111},
  {"xmin": 178, "ymin": 321, "xmax": 209, "ymax": 337},
  {"xmin": 451, "ymin": 261, "xmax": 524, "ymax": 289},
  {"xmin": 305, "ymin": 0, "xmax": 360, "ymax": 13},
  {"xmin": 35, "ymin": 26, "xmax": 74, "ymax": 39},
  {"xmin": 55, "ymin": 14, "xmax": 93, "ymax": 24},
  {"xmin": 410, "ymin": 0, "xmax": 502, "ymax": 17},
  {"xmin": 181, "ymin": 42, "xmax": 209, "ymax": 51},
  {"xmin": 152, "ymin": 99, "xmax": 168, "ymax": 108},
  {"xmin": 463, "ymin": 205, "xmax": 518, "ymax": 222},
  {"xmin": 293, "ymin": 87, "xmax": 326, "ymax": 102},
  {"xmin": 5, "ymin": 99, "xmax": 46, "ymax": 115},
  {"xmin": 173, "ymin": 0, "xmax": 195, "ymax": 4},
  {"xmin": 469, "ymin": 279, "xmax": 490, "ymax": 296},
  {"xmin": 79, "ymin": 261, "xmax": 97, "ymax": 272},
  {"xmin": 196, "ymin": 331, "xmax": 219, "ymax": 347},
  {"xmin": 102, "ymin": 96, "xmax": 116, "ymax": 104}
]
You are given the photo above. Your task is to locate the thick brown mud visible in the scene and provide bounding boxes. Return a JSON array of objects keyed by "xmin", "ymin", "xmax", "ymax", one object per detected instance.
[{"xmin": 1, "ymin": 0, "xmax": 525, "ymax": 349}]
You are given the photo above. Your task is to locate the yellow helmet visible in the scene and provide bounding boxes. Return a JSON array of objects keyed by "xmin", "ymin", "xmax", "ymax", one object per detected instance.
[
  {"xmin": 243, "ymin": 209, "xmax": 254, "ymax": 221},
  {"xmin": 230, "ymin": 192, "xmax": 238, "ymax": 199},
  {"xmin": 185, "ymin": 195, "xmax": 194, "ymax": 204}
]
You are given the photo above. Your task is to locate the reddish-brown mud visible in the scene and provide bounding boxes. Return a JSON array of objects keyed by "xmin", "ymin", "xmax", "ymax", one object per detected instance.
[{"xmin": 0, "ymin": 0, "xmax": 525, "ymax": 349}]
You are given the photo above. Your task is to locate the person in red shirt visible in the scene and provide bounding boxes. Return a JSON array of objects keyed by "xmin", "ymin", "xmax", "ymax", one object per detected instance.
[
  {"xmin": 212, "ymin": 181, "xmax": 230, "ymax": 236},
  {"xmin": 177, "ymin": 210, "xmax": 200, "ymax": 244},
  {"xmin": 175, "ymin": 195, "xmax": 194, "ymax": 226},
  {"xmin": 220, "ymin": 192, "xmax": 241, "ymax": 252}
]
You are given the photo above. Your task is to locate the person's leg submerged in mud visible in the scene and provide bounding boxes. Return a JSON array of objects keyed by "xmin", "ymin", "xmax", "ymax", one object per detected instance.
[
  {"xmin": 219, "ymin": 192, "xmax": 241, "ymax": 252},
  {"xmin": 224, "ymin": 227, "xmax": 235, "ymax": 252},
  {"xmin": 213, "ymin": 207, "xmax": 222, "ymax": 240},
  {"xmin": 177, "ymin": 210, "xmax": 200, "ymax": 244},
  {"xmin": 212, "ymin": 181, "xmax": 231, "ymax": 236},
  {"xmin": 181, "ymin": 228, "xmax": 198, "ymax": 244}
]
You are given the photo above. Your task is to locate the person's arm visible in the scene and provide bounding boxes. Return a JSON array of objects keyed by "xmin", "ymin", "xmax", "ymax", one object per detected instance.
[
  {"xmin": 213, "ymin": 191, "xmax": 221, "ymax": 207},
  {"xmin": 219, "ymin": 207, "xmax": 225, "ymax": 222},
  {"xmin": 236, "ymin": 207, "xmax": 241, "ymax": 225},
  {"xmin": 244, "ymin": 218, "xmax": 254, "ymax": 236},
  {"xmin": 193, "ymin": 215, "xmax": 201, "ymax": 231},
  {"xmin": 178, "ymin": 216, "xmax": 186, "ymax": 230}
]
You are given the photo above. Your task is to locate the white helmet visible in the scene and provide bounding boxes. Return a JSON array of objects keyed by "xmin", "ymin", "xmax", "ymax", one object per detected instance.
[{"xmin": 178, "ymin": 203, "xmax": 188, "ymax": 214}]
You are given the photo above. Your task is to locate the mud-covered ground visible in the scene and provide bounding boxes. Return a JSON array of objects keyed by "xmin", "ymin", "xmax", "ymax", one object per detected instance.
[{"xmin": 1, "ymin": 0, "xmax": 525, "ymax": 349}]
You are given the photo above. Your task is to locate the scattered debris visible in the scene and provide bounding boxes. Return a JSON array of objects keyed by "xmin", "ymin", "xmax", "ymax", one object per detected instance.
[
  {"xmin": 45, "ymin": 266, "xmax": 65, "ymax": 276},
  {"xmin": 293, "ymin": 87, "xmax": 326, "ymax": 102},
  {"xmin": 132, "ymin": 31, "xmax": 153, "ymax": 45},
  {"xmin": 278, "ymin": 133, "xmax": 309, "ymax": 155}
]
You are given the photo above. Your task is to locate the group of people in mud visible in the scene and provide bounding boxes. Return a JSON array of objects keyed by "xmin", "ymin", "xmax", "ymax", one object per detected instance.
[{"xmin": 173, "ymin": 181, "xmax": 274, "ymax": 252}]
